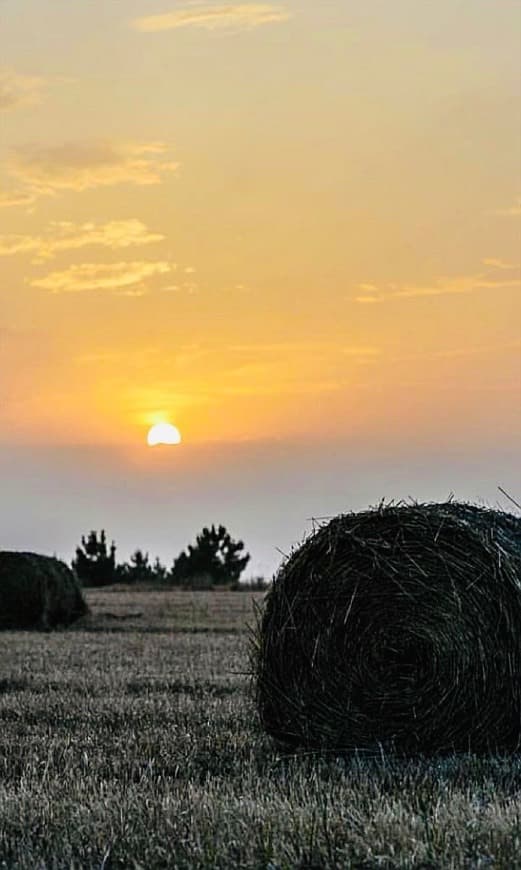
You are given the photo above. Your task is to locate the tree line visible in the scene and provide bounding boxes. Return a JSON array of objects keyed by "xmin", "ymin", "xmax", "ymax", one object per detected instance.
[{"xmin": 72, "ymin": 525, "xmax": 267, "ymax": 590}]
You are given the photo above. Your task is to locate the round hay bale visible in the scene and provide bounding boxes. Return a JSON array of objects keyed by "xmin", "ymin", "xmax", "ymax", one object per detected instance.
[
  {"xmin": 0, "ymin": 551, "xmax": 88, "ymax": 630},
  {"xmin": 255, "ymin": 502, "xmax": 521, "ymax": 755}
]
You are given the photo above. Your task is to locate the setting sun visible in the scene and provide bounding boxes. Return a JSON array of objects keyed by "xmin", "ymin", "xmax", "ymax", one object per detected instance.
[{"xmin": 146, "ymin": 422, "xmax": 182, "ymax": 447}]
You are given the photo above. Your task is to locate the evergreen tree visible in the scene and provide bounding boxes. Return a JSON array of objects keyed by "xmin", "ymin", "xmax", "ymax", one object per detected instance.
[
  {"xmin": 152, "ymin": 556, "xmax": 168, "ymax": 584},
  {"xmin": 124, "ymin": 550, "xmax": 155, "ymax": 584},
  {"xmin": 72, "ymin": 530, "xmax": 117, "ymax": 588},
  {"xmin": 171, "ymin": 525, "xmax": 250, "ymax": 587}
]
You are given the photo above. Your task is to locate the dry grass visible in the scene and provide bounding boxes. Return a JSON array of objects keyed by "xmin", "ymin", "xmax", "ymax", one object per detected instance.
[
  {"xmin": 1, "ymin": 585, "xmax": 521, "ymax": 868},
  {"xmin": 81, "ymin": 585, "xmax": 260, "ymax": 633}
]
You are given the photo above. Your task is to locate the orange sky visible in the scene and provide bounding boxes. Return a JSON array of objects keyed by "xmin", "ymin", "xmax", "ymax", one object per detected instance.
[{"xmin": 0, "ymin": 1, "xmax": 520, "ymax": 571}]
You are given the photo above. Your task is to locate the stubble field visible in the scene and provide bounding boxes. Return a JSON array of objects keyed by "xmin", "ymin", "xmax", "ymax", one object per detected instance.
[{"xmin": 1, "ymin": 587, "xmax": 520, "ymax": 869}]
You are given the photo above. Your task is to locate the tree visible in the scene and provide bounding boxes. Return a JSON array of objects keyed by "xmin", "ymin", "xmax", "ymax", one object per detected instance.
[
  {"xmin": 151, "ymin": 556, "xmax": 169, "ymax": 584},
  {"xmin": 120, "ymin": 549, "xmax": 155, "ymax": 585},
  {"xmin": 72, "ymin": 530, "xmax": 117, "ymax": 588},
  {"xmin": 171, "ymin": 524, "xmax": 250, "ymax": 587},
  {"xmin": 117, "ymin": 552, "xmax": 169, "ymax": 585}
]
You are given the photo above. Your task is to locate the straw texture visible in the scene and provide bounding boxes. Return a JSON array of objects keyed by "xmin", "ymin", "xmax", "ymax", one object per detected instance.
[
  {"xmin": 255, "ymin": 502, "xmax": 521, "ymax": 755},
  {"xmin": 0, "ymin": 551, "xmax": 88, "ymax": 629}
]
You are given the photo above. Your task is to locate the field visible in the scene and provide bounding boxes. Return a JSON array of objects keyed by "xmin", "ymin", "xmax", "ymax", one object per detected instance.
[{"xmin": 1, "ymin": 587, "xmax": 521, "ymax": 869}]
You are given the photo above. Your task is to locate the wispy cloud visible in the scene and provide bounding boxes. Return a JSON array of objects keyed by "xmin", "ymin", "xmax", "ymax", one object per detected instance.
[
  {"xmin": 0, "ymin": 189, "xmax": 36, "ymax": 209},
  {"xmin": 2, "ymin": 141, "xmax": 178, "ymax": 204},
  {"xmin": 31, "ymin": 261, "xmax": 174, "ymax": 293},
  {"xmin": 340, "ymin": 346, "xmax": 382, "ymax": 360},
  {"xmin": 132, "ymin": 3, "xmax": 291, "ymax": 33},
  {"xmin": 354, "ymin": 268, "xmax": 520, "ymax": 304},
  {"xmin": 354, "ymin": 293, "xmax": 385, "ymax": 305},
  {"xmin": 430, "ymin": 342, "xmax": 521, "ymax": 359},
  {"xmin": 0, "ymin": 69, "xmax": 46, "ymax": 111},
  {"xmin": 0, "ymin": 220, "xmax": 164, "ymax": 262},
  {"xmin": 218, "ymin": 380, "xmax": 341, "ymax": 397},
  {"xmin": 389, "ymin": 278, "xmax": 490, "ymax": 299},
  {"xmin": 493, "ymin": 197, "xmax": 521, "ymax": 217},
  {"xmin": 482, "ymin": 257, "xmax": 520, "ymax": 271},
  {"xmin": 393, "ymin": 342, "xmax": 521, "ymax": 363},
  {"xmin": 201, "ymin": 342, "xmax": 382, "ymax": 392},
  {"xmin": 227, "ymin": 341, "xmax": 381, "ymax": 359}
]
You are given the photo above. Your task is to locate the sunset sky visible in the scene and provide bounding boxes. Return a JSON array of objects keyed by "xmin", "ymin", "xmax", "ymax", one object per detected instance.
[{"xmin": 1, "ymin": 0, "xmax": 520, "ymax": 575}]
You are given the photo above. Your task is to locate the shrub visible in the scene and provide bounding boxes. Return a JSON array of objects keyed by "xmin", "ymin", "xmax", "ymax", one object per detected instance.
[
  {"xmin": 0, "ymin": 551, "xmax": 88, "ymax": 630},
  {"xmin": 254, "ymin": 501, "xmax": 521, "ymax": 755}
]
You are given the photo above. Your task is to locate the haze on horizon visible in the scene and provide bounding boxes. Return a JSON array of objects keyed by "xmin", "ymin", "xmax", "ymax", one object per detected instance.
[{"xmin": 1, "ymin": 0, "xmax": 520, "ymax": 576}]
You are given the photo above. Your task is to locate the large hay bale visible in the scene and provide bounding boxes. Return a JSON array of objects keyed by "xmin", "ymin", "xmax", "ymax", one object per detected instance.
[
  {"xmin": 0, "ymin": 551, "xmax": 88, "ymax": 630},
  {"xmin": 255, "ymin": 502, "xmax": 521, "ymax": 755}
]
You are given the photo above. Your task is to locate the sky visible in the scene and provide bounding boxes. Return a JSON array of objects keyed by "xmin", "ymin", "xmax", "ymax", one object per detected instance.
[{"xmin": 1, "ymin": 0, "xmax": 520, "ymax": 576}]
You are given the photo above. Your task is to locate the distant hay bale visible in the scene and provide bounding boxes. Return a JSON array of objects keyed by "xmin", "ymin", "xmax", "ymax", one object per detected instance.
[
  {"xmin": 255, "ymin": 502, "xmax": 521, "ymax": 755},
  {"xmin": 0, "ymin": 551, "xmax": 88, "ymax": 630}
]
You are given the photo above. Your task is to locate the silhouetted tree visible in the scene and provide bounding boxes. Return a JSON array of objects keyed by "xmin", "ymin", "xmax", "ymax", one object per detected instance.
[
  {"xmin": 72, "ymin": 530, "xmax": 117, "ymax": 588},
  {"xmin": 117, "ymin": 551, "xmax": 169, "ymax": 585},
  {"xmin": 171, "ymin": 524, "xmax": 250, "ymax": 587},
  {"xmin": 152, "ymin": 556, "xmax": 169, "ymax": 584},
  {"xmin": 123, "ymin": 550, "xmax": 155, "ymax": 584}
]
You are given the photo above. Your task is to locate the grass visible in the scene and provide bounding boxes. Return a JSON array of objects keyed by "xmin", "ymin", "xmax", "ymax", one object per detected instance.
[{"xmin": 0, "ymin": 586, "xmax": 520, "ymax": 868}]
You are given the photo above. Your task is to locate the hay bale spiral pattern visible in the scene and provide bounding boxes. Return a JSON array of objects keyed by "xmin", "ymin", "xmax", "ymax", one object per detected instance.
[{"xmin": 255, "ymin": 502, "xmax": 521, "ymax": 755}]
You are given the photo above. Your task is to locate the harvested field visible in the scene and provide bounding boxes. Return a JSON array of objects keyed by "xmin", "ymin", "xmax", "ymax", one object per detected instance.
[
  {"xmin": 81, "ymin": 585, "xmax": 258, "ymax": 633},
  {"xmin": 1, "ymin": 585, "xmax": 521, "ymax": 868}
]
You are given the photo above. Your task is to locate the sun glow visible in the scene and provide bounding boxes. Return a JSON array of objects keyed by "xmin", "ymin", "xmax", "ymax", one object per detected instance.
[{"xmin": 146, "ymin": 422, "xmax": 182, "ymax": 446}]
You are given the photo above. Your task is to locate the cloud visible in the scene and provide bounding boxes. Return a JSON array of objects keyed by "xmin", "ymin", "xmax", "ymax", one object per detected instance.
[
  {"xmin": 389, "ymin": 287, "xmax": 466, "ymax": 299},
  {"xmin": 493, "ymin": 197, "xmax": 521, "ymax": 217},
  {"xmin": 210, "ymin": 342, "xmax": 383, "ymax": 390},
  {"xmin": 3, "ymin": 141, "xmax": 178, "ymax": 200},
  {"xmin": 431, "ymin": 342, "xmax": 521, "ymax": 359},
  {"xmin": 0, "ymin": 220, "xmax": 165, "ymax": 262},
  {"xmin": 354, "ymin": 270, "xmax": 520, "ymax": 304},
  {"xmin": 391, "ymin": 342, "xmax": 521, "ymax": 365},
  {"xmin": 31, "ymin": 261, "xmax": 173, "ymax": 293},
  {"xmin": 354, "ymin": 294, "xmax": 385, "ymax": 305},
  {"xmin": 132, "ymin": 3, "xmax": 291, "ymax": 33},
  {"xmin": 226, "ymin": 341, "xmax": 382, "ymax": 362},
  {"xmin": 340, "ymin": 346, "xmax": 382, "ymax": 358},
  {"xmin": 482, "ymin": 258, "xmax": 520, "ymax": 271},
  {"xmin": 0, "ymin": 69, "xmax": 46, "ymax": 111},
  {"xmin": 0, "ymin": 189, "xmax": 36, "ymax": 209},
  {"xmin": 218, "ymin": 380, "xmax": 341, "ymax": 397},
  {"xmin": 391, "ymin": 277, "xmax": 519, "ymax": 298},
  {"xmin": 357, "ymin": 283, "xmax": 379, "ymax": 293}
]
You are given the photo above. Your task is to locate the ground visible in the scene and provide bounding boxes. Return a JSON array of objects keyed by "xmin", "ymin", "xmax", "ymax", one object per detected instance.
[{"xmin": 0, "ymin": 586, "xmax": 520, "ymax": 868}]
